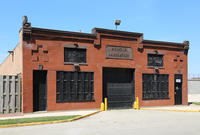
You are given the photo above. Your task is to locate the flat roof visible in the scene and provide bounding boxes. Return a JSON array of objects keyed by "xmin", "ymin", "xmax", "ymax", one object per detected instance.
[{"xmin": 23, "ymin": 25, "xmax": 188, "ymax": 47}]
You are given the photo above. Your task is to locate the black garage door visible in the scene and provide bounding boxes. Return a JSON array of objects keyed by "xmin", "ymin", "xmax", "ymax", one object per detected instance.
[{"xmin": 103, "ymin": 68, "xmax": 134, "ymax": 108}]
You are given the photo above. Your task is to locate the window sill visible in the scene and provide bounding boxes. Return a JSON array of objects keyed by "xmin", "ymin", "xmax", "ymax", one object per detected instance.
[
  {"xmin": 142, "ymin": 98, "xmax": 170, "ymax": 100},
  {"xmin": 56, "ymin": 99, "xmax": 95, "ymax": 103},
  {"xmin": 64, "ymin": 62, "xmax": 88, "ymax": 66},
  {"xmin": 147, "ymin": 66, "xmax": 165, "ymax": 69}
]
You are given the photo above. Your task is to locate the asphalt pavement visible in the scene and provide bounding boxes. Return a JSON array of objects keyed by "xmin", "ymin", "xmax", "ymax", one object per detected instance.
[{"xmin": 1, "ymin": 109, "xmax": 200, "ymax": 135}]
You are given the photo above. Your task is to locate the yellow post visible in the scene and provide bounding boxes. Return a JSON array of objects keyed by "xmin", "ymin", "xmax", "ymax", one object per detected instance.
[
  {"xmin": 133, "ymin": 99, "xmax": 136, "ymax": 109},
  {"xmin": 104, "ymin": 98, "xmax": 107, "ymax": 111},
  {"xmin": 133, "ymin": 97, "xmax": 140, "ymax": 110},
  {"xmin": 100, "ymin": 102, "xmax": 105, "ymax": 111},
  {"xmin": 136, "ymin": 97, "xmax": 139, "ymax": 110}
]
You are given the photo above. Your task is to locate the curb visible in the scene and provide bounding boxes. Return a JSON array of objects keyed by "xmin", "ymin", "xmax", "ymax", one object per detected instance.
[
  {"xmin": 0, "ymin": 110, "xmax": 102, "ymax": 128},
  {"xmin": 140, "ymin": 108, "xmax": 200, "ymax": 112}
]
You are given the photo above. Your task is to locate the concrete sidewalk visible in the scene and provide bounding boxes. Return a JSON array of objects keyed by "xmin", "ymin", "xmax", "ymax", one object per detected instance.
[
  {"xmin": 0, "ymin": 109, "xmax": 99, "ymax": 120},
  {"xmin": 141, "ymin": 104, "xmax": 200, "ymax": 112}
]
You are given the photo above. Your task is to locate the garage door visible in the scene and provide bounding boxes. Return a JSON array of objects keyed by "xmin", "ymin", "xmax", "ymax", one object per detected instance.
[{"xmin": 103, "ymin": 68, "xmax": 134, "ymax": 108}]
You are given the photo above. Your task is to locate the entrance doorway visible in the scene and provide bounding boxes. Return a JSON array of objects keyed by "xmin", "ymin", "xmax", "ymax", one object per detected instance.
[
  {"xmin": 33, "ymin": 70, "xmax": 47, "ymax": 112},
  {"xmin": 174, "ymin": 74, "xmax": 182, "ymax": 105},
  {"xmin": 103, "ymin": 68, "xmax": 135, "ymax": 109}
]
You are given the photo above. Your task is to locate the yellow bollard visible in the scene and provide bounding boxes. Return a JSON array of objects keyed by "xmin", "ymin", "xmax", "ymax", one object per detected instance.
[
  {"xmin": 104, "ymin": 98, "xmax": 107, "ymax": 111},
  {"xmin": 133, "ymin": 100, "xmax": 137, "ymax": 109},
  {"xmin": 136, "ymin": 97, "xmax": 139, "ymax": 110},
  {"xmin": 133, "ymin": 100, "xmax": 136, "ymax": 109},
  {"xmin": 133, "ymin": 97, "xmax": 140, "ymax": 110},
  {"xmin": 100, "ymin": 102, "xmax": 105, "ymax": 111}
]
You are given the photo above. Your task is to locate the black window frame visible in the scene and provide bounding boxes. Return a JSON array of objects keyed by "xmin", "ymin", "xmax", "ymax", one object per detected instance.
[
  {"xmin": 142, "ymin": 74, "xmax": 169, "ymax": 100},
  {"xmin": 56, "ymin": 71, "xmax": 94, "ymax": 103},
  {"xmin": 147, "ymin": 54, "xmax": 164, "ymax": 67},
  {"xmin": 64, "ymin": 47, "xmax": 87, "ymax": 64}
]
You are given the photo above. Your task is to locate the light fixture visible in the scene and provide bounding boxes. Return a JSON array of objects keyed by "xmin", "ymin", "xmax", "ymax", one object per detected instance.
[
  {"xmin": 38, "ymin": 64, "xmax": 43, "ymax": 70},
  {"xmin": 8, "ymin": 50, "xmax": 14, "ymax": 62},
  {"xmin": 154, "ymin": 67, "xmax": 159, "ymax": 74},
  {"xmin": 74, "ymin": 43, "xmax": 79, "ymax": 48},
  {"xmin": 115, "ymin": 20, "xmax": 121, "ymax": 30},
  {"xmin": 73, "ymin": 63, "xmax": 80, "ymax": 71},
  {"xmin": 8, "ymin": 50, "xmax": 14, "ymax": 54}
]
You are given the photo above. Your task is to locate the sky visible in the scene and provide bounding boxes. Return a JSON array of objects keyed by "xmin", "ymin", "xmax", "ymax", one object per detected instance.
[{"xmin": 0, "ymin": 0, "xmax": 199, "ymax": 77}]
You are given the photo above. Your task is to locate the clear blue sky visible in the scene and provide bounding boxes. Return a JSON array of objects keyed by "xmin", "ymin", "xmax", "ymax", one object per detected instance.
[{"xmin": 0, "ymin": 0, "xmax": 199, "ymax": 77}]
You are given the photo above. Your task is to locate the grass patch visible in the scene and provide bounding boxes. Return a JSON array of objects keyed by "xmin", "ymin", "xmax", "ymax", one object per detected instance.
[
  {"xmin": 193, "ymin": 102, "xmax": 200, "ymax": 105},
  {"xmin": 0, "ymin": 115, "xmax": 80, "ymax": 125}
]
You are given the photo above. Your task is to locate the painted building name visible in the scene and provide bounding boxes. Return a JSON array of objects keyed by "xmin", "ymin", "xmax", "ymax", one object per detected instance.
[{"xmin": 106, "ymin": 45, "xmax": 133, "ymax": 59}]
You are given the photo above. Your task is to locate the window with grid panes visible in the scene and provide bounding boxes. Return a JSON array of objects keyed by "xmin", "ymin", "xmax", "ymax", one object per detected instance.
[
  {"xmin": 56, "ymin": 71, "xmax": 94, "ymax": 102},
  {"xmin": 64, "ymin": 48, "xmax": 86, "ymax": 63},
  {"xmin": 148, "ymin": 54, "xmax": 163, "ymax": 67},
  {"xmin": 142, "ymin": 74, "xmax": 169, "ymax": 100}
]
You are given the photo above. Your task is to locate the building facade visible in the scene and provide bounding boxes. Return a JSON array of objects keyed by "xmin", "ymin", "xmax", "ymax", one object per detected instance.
[{"xmin": 0, "ymin": 18, "xmax": 189, "ymax": 113}]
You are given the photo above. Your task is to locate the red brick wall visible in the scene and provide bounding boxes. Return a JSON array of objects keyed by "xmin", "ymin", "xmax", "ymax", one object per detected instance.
[{"xmin": 22, "ymin": 32, "xmax": 188, "ymax": 113}]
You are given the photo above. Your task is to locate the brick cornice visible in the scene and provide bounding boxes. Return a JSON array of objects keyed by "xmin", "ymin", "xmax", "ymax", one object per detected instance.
[{"xmin": 92, "ymin": 28, "xmax": 143, "ymax": 38}]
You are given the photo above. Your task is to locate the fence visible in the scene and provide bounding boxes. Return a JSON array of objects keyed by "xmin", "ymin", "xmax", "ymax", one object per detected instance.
[
  {"xmin": 188, "ymin": 79, "xmax": 200, "ymax": 103},
  {"xmin": 0, "ymin": 75, "xmax": 21, "ymax": 114}
]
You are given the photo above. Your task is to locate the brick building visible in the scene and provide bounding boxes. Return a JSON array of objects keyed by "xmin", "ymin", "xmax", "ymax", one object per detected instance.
[{"xmin": 0, "ymin": 17, "xmax": 189, "ymax": 113}]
